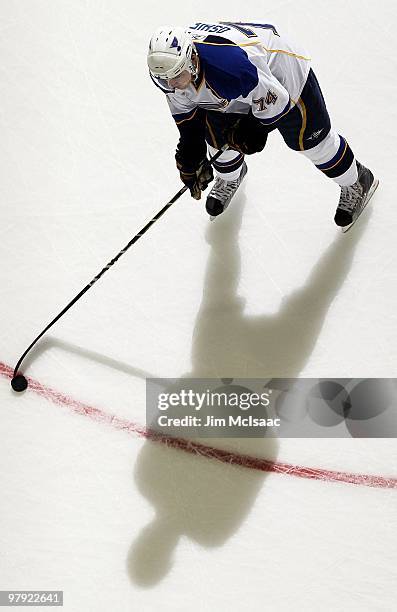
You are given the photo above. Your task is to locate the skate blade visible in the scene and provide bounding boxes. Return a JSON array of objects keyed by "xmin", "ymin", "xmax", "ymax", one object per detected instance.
[{"xmin": 342, "ymin": 178, "xmax": 379, "ymax": 234}]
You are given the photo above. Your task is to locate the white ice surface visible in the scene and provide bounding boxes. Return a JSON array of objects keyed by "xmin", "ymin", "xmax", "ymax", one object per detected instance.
[{"xmin": 1, "ymin": 1, "xmax": 396, "ymax": 611}]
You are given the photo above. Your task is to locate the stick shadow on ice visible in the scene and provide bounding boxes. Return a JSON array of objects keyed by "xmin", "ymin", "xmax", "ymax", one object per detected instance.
[
  {"xmin": 18, "ymin": 336, "xmax": 154, "ymax": 382},
  {"xmin": 128, "ymin": 192, "xmax": 372, "ymax": 587}
]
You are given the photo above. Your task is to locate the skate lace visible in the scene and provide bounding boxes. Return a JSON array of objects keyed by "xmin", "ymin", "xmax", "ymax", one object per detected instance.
[
  {"xmin": 339, "ymin": 182, "xmax": 363, "ymax": 213},
  {"xmin": 210, "ymin": 177, "xmax": 240, "ymax": 200}
]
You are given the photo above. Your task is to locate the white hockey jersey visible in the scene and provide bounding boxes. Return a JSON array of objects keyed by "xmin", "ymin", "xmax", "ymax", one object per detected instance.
[{"xmin": 151, "ymin": 21, "xmax": 311, "ymax": 127}]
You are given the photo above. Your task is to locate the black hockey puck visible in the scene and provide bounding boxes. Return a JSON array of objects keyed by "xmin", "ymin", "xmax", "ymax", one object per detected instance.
[{"xmin": 11, "ymin": 374, "xmax": 28, "ymax": 392}]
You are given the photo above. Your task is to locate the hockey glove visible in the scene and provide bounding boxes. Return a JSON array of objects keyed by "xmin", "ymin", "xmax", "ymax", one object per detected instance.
[
  {"xmin": 178, "ymin": 159, "xmax": 214, "ymax": 200},
  {"xmin": 226, "ymin": 115, "xmax": 268, "ymax": 155}
]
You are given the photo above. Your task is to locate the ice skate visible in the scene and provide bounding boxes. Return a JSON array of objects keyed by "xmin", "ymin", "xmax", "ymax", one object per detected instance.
[
  {"xmin": 334, "ymin": 162, "xmax": 379, "ymax": 232},
  {"xmin": 206, "ymin": 162, "xmax": 247, "ymax": 219}
]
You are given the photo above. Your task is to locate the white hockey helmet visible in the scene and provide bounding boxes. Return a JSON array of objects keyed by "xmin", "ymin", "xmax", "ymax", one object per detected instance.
[{"xmin": 147, "ymin": 26, "xmax": 196, "ymax": 80}]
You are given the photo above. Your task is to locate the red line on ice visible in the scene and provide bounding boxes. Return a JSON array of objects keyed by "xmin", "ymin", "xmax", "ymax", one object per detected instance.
[{"xmin": 1, "ymin": 361, "xmax": 396, "ymax": 489}]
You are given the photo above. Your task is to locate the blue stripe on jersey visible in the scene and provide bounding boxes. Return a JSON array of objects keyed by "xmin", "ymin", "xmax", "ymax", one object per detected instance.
[
  {"xmin": 214, "ymin": 160, "xmax": 244, "ymax": 174},
  {"xmin": 214, "ymin": 152, "xmax": 244, "ymax": 167},
  {"xmin": 258, "ymin": 99, "xmax": 291, "ymax": 125},
  {"xmin": 195, "ymin": 37, "xmax": 259, "ymax": 101},
  {"xmin": 316, "ymin": 136, "xmax": 346, "ymax": 170},
  {"xmin": 213, "ymin": 153, "xmax": 244, "ymax": 174},
  {"xmin": 315, "ymin": 136, "xmax": 354, "ymax": 178},
  {"xmin": 173, "ymin": 108, "xmax": 198, "ymax": 124},
  {"xmin": 220, "ymin": 22, "xmax": 280, "ymax": 37}
]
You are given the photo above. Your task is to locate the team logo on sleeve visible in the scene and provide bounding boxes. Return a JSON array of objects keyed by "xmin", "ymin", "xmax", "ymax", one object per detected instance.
[
  {"xmin": 265, "ymin": 90, "xmax": 278, "ymax": 105},
  {"xmin": 253, "ymin": 90, "xmax": 278, "ymax": 112}
]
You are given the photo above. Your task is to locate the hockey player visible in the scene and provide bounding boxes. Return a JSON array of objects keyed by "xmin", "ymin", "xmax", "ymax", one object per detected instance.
[{"xmin": 147, "ymin": 22, "xmax": 378, "ymax": 229}]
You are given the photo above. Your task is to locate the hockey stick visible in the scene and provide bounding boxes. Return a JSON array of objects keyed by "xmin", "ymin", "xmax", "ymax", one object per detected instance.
[{"xmin": 11, "ymin": 146, "xmax": 228, "ymax": 392}]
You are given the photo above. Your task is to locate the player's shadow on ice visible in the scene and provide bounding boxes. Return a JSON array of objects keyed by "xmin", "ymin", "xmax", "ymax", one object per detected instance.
[{"xmin": 128, "ymin": 186, "xmax": 372, "ymax": 587}]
